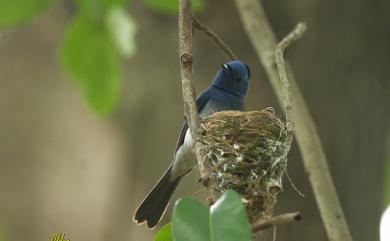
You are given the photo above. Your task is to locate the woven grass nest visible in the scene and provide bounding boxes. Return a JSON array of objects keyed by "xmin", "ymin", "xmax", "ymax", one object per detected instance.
[{"xmin": 201, "ymin": 108, "xmax": 293, "ymax": 222}]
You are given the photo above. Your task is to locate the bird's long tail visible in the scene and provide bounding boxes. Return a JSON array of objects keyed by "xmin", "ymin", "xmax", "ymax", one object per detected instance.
[{"xmin": 133, "ymin": 164, "xmax": 181, "ymax": 228}]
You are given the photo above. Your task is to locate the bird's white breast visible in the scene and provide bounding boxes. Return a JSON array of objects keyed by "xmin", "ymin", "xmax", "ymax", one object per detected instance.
[
  {"xmin": 171, "ymin": 129, "xmax": 196, "ymax": 179},
  {"xmin": 170, "ymin": 102, "xmax": 225, "ymax": 179}
]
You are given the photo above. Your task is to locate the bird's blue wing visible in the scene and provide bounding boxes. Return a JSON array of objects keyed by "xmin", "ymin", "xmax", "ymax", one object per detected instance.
[
  {"xmin": 174, "ymin": 88, "xmax": 211, "ymax": 153},
  {"xmin": 195, "ymin": 87, "xmax": 212, "ymax": 113},
  {"xmin": 174, "ymin": 121, "xmax": 189, "ymax": 154}
]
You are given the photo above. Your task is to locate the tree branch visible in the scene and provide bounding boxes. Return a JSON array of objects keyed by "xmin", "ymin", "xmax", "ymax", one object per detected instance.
[
  {"xmin": 233, "ymin": 0, "xmax": 353, "ymax": 240},
  {"xmin": 178, "ymin": 0, "xmax": 214, "ymax": 194},
  {"xmin": 275, "ymin": 22, "xmax": 306, "ymax": 121},
  {"xmin": 251, "ymin": 212, "xmax": 301, "ymax": 233},
  {"xmin": 192, "ymin": 16, "xmax": 237, "ymax": 60}
]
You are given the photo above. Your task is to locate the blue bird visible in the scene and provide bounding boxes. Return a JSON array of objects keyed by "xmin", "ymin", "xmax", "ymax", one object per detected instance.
[{"xmin": 133, "ymin": 60, "xmax": 251, "ymax": 228}]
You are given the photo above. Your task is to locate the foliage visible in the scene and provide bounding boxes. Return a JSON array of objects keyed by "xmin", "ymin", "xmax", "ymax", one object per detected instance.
[
  {"xmin": 154, "ymin": 190, "xmax": 252, "ymax": 241},
  {"xmin": 154, "ymin": 223, "xmax": 173, "ymax": 241},
  {"xmin": 173, "ymin": 198, "xmax": 210, "ymax": 241},
  {"xmin": 0, "ymin": 0, "xmax": 55, "ymax": 29},
  {"xmin": 106, "ymin": 6, "xmax": 137, "ymax": 57},
  {"xmin": 61, "ymin": 2, "xmax": 135, "ymax": 113},
  {"xmin": 209, "ymin": 190, "xmax": 252, "ymax": 241},
  {"xmin": 0, "ymin": 0, "xmax": 205, "ymax": 114},
  {"xmin": 61, "ymin": 10, "xmax": 131, "ymax": 113}
]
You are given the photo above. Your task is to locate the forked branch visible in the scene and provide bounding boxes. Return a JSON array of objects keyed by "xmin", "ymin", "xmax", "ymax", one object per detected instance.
[{"xmin": 275, "ymin": 22, "xmax": 306, "ymax": 121}]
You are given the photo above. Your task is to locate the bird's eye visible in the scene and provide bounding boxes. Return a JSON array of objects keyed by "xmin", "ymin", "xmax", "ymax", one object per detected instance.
[{"xmin": 221, "ymin": 64, "xmax": 232, "ymax": 74}]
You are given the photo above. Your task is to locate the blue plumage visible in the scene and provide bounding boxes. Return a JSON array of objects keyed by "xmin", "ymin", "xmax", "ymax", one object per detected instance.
[
  {"xmin": 134, "ymin": 60, "xmax": 251, "ymax": 228},
  {"xmin": 199, "ymin": 60, "xmax": 250, "ymax": 111}
]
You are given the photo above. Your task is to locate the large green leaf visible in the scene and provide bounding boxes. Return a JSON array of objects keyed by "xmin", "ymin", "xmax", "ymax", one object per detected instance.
[
  {"xmin": 106, "ymin": 6, "xmax": 137, "ymax": 57},
  {"xmin": 143, "ymin": 0, "xmax": 204, "ymax": 14},
  {"xmin": 210, "ymin": 190, "xmax": 252, "ymax": 241},
  {"xmin": 61, "ymin": 16, "xmax": 121, "ymax": 113},
  {"xmin": 0, "ymin": 0, "xmax": 55, "ymax": 29},
  {"xmin": 171, "ymin": 191, "xmax": 252, "ymax": 241},
  {"xmin": 172, "ymin": 198, "xmax": 210, "ymax": 241},
  {"xmin": 154, "ymin": 223, "xmax": 173, "ymax": 241}
]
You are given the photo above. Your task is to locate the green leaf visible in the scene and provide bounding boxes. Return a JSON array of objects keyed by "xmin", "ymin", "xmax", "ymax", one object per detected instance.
[
  {"xmin": 143, "ymin": 0, "xmax": 204, "ymax": 14},
  {"xmin": 62, "ymin": 16, "xmax": 97, "ymax": 84},
  {"xmin": 0, "ymin": 0, "xmax": 55, "ymax": 29},
  {"xmin": 154, "ymin": 223, "xmax": 173, "ymax": 241},
  {"xmin": 210, "ymin": 190, "xmax": 252, "ymax": 241},
  {"xmin": 81, "ymin": 33, "xmax": 121, "ymax": 113},
  {"xmin": 106, "ymin": 6, "xmax": 137, "ymax": 57},
  {"xmin": 170, "ymin": 191, "xmax": 252, "ymax": 241},
  {"xmin": 61, "ymin": 15, "xmax": 121, "ymax": 113},
  {"xmin": 172, "ymin": 198, "xmax": 210, "ymax": 241}
]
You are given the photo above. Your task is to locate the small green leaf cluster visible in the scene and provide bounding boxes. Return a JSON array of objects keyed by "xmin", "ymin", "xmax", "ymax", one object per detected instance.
[
  {"xmin": 0, "ymin": 0, "xmax": 205, "ymax": 114},
  {"xmin": 0, "ymin": 0, "xmax": 136, "ymax": 114},
  {"xmin": 154, "ymin": 190, "xmax": 252, "ymax": 241},
  {"xmin": 61, "ymin": 0, "xmax": 137, "ymax": 113}
]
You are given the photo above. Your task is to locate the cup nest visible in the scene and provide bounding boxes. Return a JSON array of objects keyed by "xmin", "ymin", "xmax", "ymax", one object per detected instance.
[{"xmin": 201, "ymin": 108, "xmax": 293, "ymax": 222}]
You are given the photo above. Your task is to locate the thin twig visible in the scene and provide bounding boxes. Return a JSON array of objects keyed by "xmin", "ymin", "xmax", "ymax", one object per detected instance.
[
  {"xmin": 275, "ymin": 22, "xmax": 307, "ymax": 121},
  {"xmin": 251, "ymin": 212, "xmax": 301, "ymax": 233},
  {"xmin": 233, "ymin": 0, "xmax": 353, "ymax": 240},
  {"xmin": 285, "ymin": 171, "xmax": 305, "ymax": 197},
  {"xmin": 192, "ymin": 16, "xmax": 237, "ymax": 60},
  {"xmin": 272, "ymin": 226, "xmax": 277, "ymax": 241},
  {"xmin": 178, "ymin": 0, "xmax": 215, "ymax": 199}
]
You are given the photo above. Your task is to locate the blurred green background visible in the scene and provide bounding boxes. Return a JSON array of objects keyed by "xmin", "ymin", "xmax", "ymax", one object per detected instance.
[{"xmin": 0, "ymin": 0, "xmax": 389, "ymax": 240}]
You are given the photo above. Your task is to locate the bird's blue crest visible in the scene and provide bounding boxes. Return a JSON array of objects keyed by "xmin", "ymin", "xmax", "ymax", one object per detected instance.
[{"xmin": 212, "ymin": 60, "xmax": 251, "ymax": 98}]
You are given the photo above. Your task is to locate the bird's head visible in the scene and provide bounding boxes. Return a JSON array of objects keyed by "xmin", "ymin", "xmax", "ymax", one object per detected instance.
[{"xmin": 212, "ymin": 60, "xmax": 251, "ymax": 98}]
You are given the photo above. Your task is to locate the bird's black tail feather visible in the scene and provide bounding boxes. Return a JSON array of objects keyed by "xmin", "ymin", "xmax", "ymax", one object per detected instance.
[{"xmin": 133, "ymin": 164, "xmax": 181, "ymax": 228}]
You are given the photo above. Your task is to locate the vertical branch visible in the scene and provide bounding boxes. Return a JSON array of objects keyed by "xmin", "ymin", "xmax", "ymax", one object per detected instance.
[
  {"xmin": 275, "ymin": 23, "xmax": 307, "ymax": 122},
  {"xmin": 233, "ymin": 0, "xmax": 353, "ymax": 241},
  {"xmin": 178, "ymin": 0, "xmax": 212, "ymax": 187}
]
